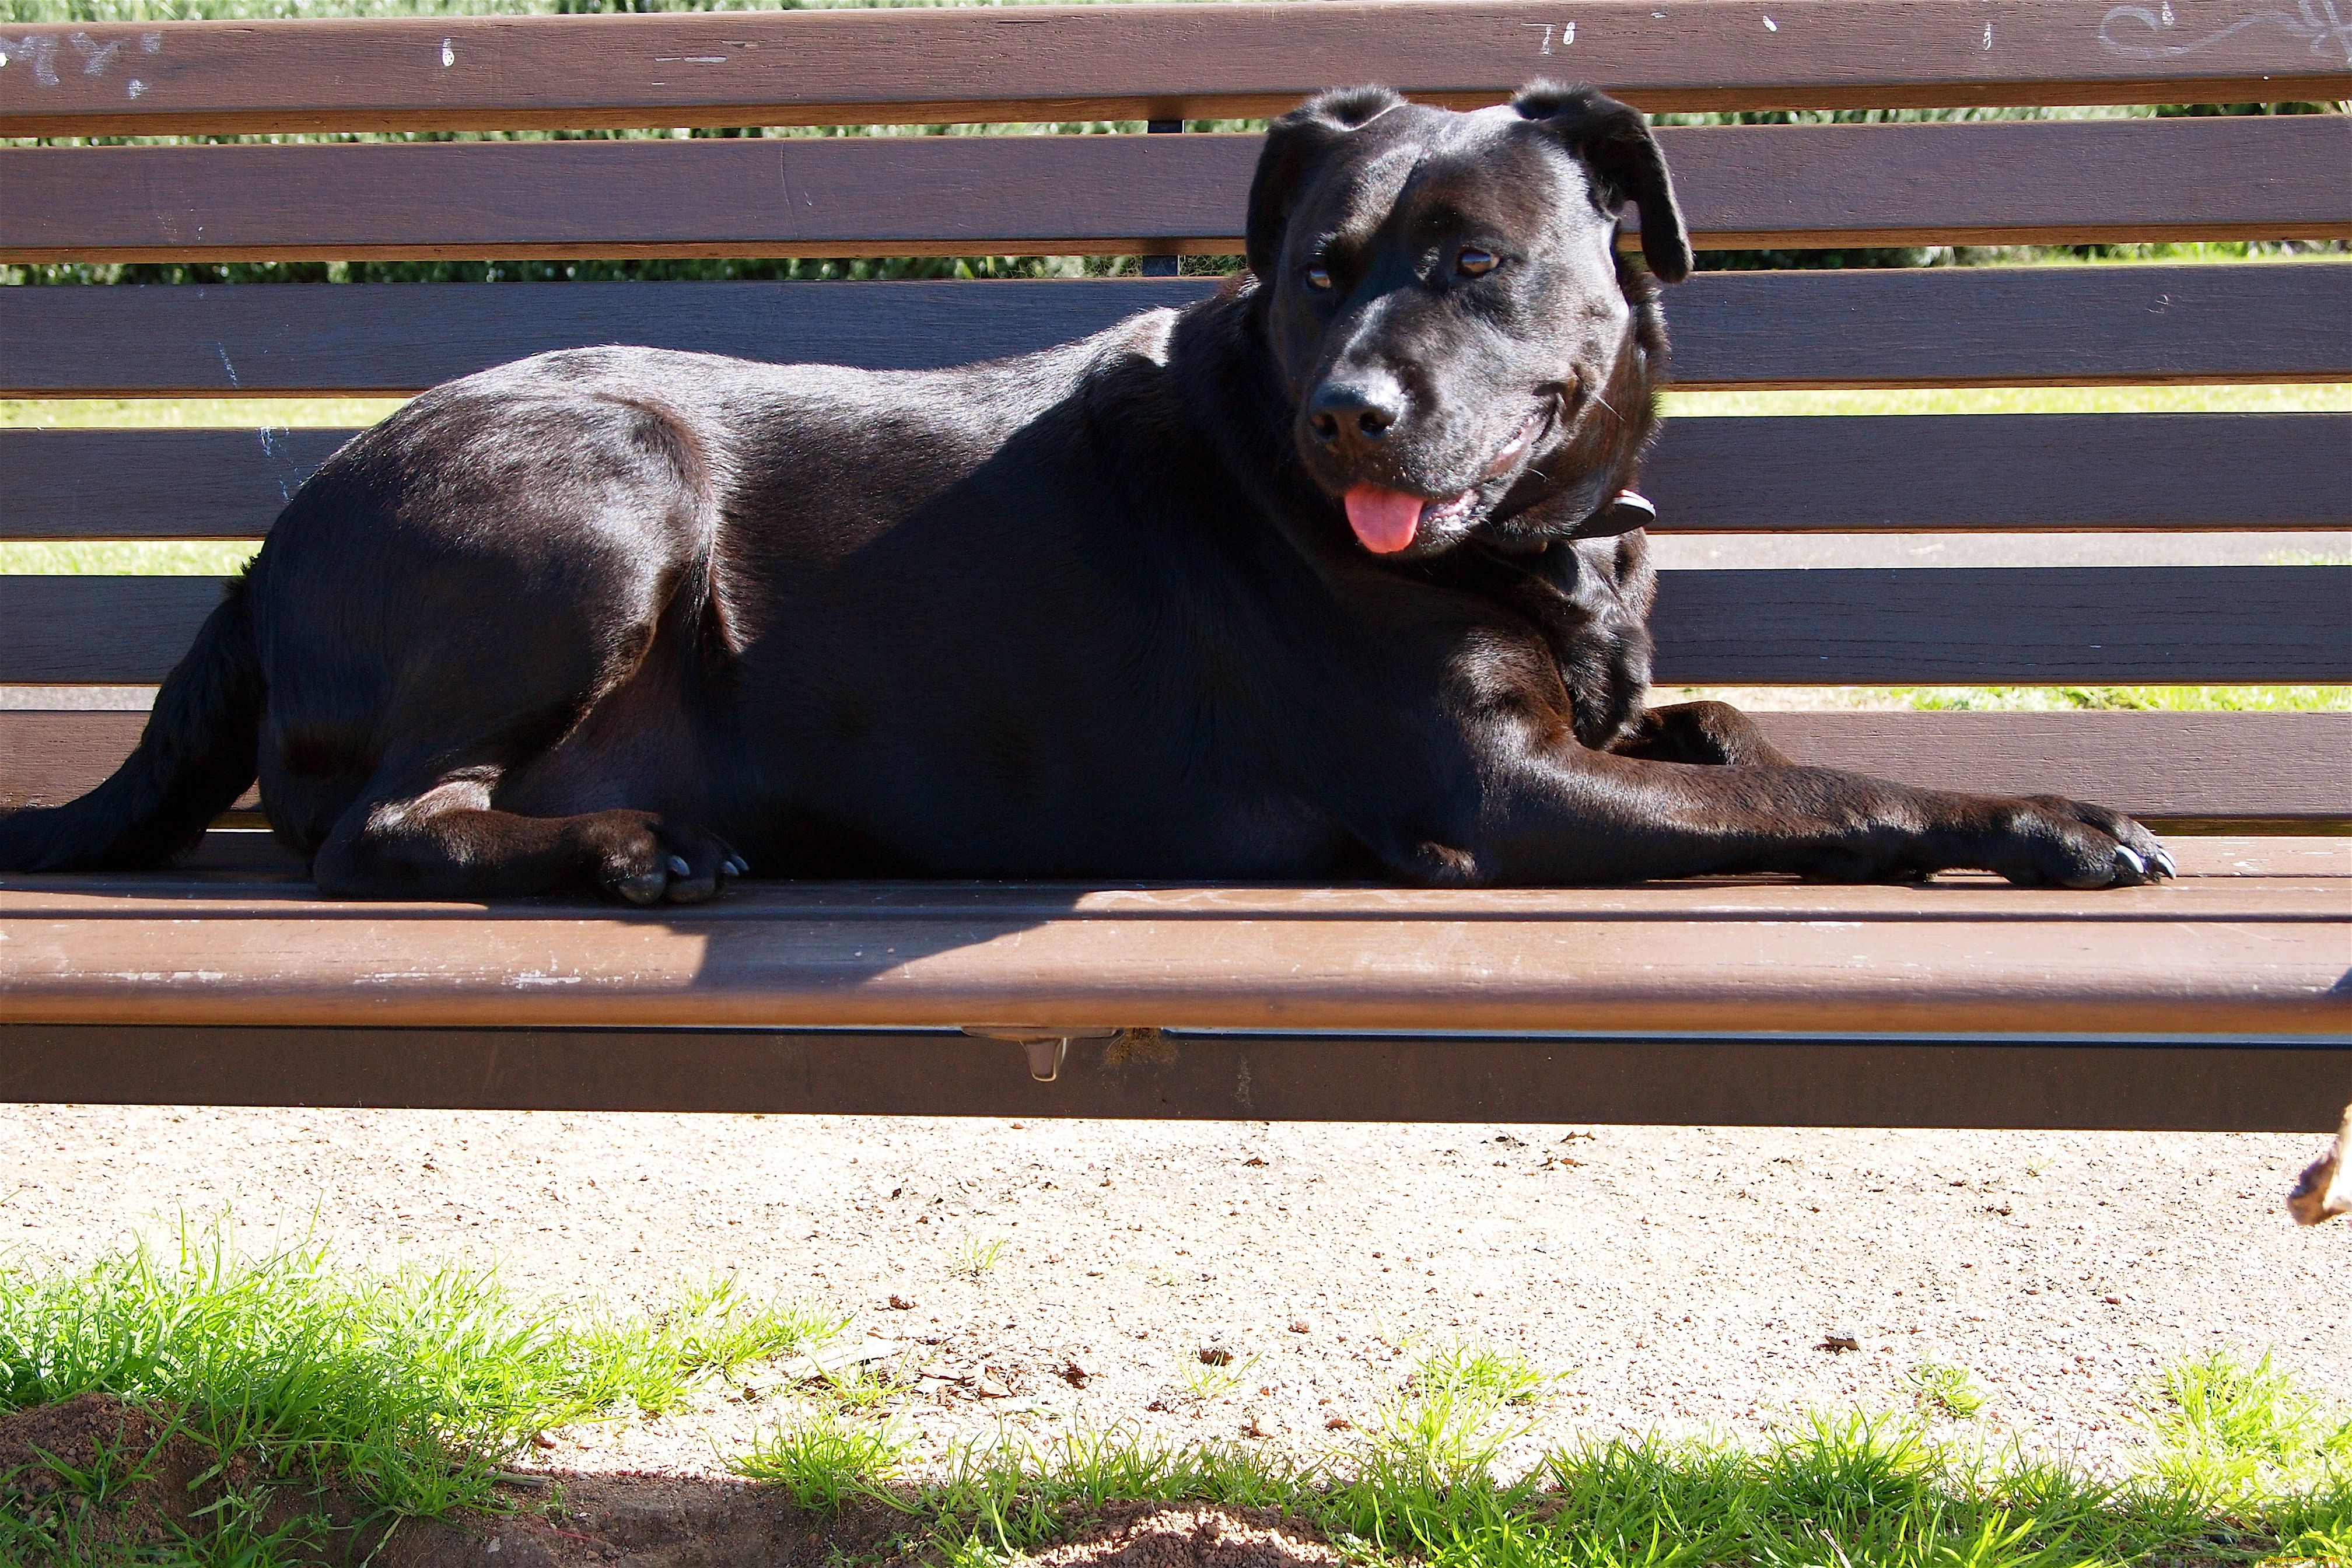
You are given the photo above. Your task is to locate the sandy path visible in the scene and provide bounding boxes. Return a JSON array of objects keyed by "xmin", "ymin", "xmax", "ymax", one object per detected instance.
[{"xmin": 3, "ymin": 1108, "xmax": 2343, "ymax": 1478}]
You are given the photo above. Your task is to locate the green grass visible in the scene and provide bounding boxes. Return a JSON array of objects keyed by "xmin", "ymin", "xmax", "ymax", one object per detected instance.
[
  {"xmin": 0, "ymin": 1225, "xmax": 841, "ymax": 1564},
  {"xmin": 724, "ymin": 1342, "xmax": 2352, "ymax": 1567},
  {"xmin": 1178, "ymin": 1349, "xmax": 1258, "ymax": 1404},
  {"xmin": 5, "ymin": 382, "xmax": 2344, "ymax": 432},
  {"xmin": 1405, "ymin": 1340, "xmax": 1560, "ymax": 1412},
  {"xmin": 1906, "ymin": 1360, "xmax": 1992, "ymax": 1421},
  {"xmin": 0, "ymin": 540, "xmax": 260, "ymax": 575},
  {"xmin": 1664, "ymin": 383, "xmax": 2352, "ymax": 418},
  {"xmin": 4, "ymin": 1239, "xmax": 2345, "ymax": 1566},
  {"xmin": 949, "ymin": 1235, "xmax": 1007, "ymax": 1283}
]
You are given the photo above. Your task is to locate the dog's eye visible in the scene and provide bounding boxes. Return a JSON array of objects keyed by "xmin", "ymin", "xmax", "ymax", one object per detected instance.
[
  {"xmin": 1302, "ymin": 265, "xmax": 1334, "ymax": 292},
  {"xmin": 1455, "ymin": 249, "xmax": 1499, "ymax": 278}
]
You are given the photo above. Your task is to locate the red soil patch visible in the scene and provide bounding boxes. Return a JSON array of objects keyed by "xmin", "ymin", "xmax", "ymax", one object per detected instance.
[
  {"xmin": 1024, "ymin": 1503, "xmax": 1348, "ymax": 1568},
  {"xmin": 5, "ymin": 1396, "xmax": 1336, "ymax": 1566},
  {"xmin": 0, "ymin": 1393, "xmax": 895, "ymax": 1566},
  {"xmin": 0, "ymin": 1391, "xmax": 240, "ymax": 1558}
]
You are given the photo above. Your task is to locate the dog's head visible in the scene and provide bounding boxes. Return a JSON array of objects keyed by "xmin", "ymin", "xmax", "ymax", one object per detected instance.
[{"xmin": 1246, "ymin": 82, "xmax": 1689, "ymax": 559}]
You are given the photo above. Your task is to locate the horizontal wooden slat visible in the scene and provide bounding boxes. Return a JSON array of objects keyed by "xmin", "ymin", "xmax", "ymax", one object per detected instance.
[
  {"xmin": 13, "ymin": 415, "xmax": 2348, "ymax": 541},
  {"xmin": 3, "ymin": 1, "xmax": 2346, "ymax": 136},
  {"xmin": 0, "ymin": 710, "xmax": 257, "ymax": 813},
  {"xmin": 5, "ymin": 265, "xmax": 2340, "ymax": 397},
  {"xmin": 1, "ymin": 838, "xmax": 2344, "ymax": 1038},
  {"xmin": 2, "ymin": 1023, "xmax": 2346, "ymax": 1130},
  {"xmin": 4, "ymin": 566, "xmax": 2343, "ymax": 686},
  {"xmin": 1650, "ymin": 566, "xmax": 2351, "ymax": 683},
  {"xmin": 1748, "ymin": 712, "xmax": 2352, "ymax": 821},
  {"xmin": 6, "ymin": 117, "xmax": 2342, "ymax": 262},
  {"xmin": 19, "ymin": 831, "xmax": 2343, "ymax": 899},
  {"xmin": 1648, "ymin": 414, "xmax": 2352, "ymax": 531},
  {"xmin": 1, "ymin": 427, "xmax": 346, "ymax": 539},
  {"xmin": 8, "ymin": 709, "xmax": 2341, "ymax": 822}
]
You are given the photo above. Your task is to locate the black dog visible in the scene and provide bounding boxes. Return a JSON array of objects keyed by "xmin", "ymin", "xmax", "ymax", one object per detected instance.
[{"xmin": 1, "ymin": 83, "xmax": 2173, "ymax": 901}]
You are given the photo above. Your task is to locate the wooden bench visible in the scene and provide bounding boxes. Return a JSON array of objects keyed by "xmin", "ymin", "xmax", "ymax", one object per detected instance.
[{"xmin": 2, "ymin": 0, "xmax": 2346, "ymax": 1130}]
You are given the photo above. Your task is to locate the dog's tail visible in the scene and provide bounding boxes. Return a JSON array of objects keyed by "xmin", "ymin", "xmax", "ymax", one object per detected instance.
[{"xmin": 0, "ymin": 573, "xmax": 264, "ymax": 872}]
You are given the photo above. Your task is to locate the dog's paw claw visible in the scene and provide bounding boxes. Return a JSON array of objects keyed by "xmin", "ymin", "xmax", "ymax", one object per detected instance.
[
  {"xmin": 614, "ymin": 870, "xmax": 669, "ymax": 906},
  {"xmin": 2115, "ymin": 845, "xmax": 2147, "ymax": 882},
  {"xmin": 2150, "ymin": 845, "xmax": 2178, "ymax": 879}
]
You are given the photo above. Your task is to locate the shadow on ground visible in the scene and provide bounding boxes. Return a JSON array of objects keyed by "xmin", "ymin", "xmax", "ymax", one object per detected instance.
[{"xmin": 0, "ymin": 1392, "xmax": 1342, "ymax": 1568}]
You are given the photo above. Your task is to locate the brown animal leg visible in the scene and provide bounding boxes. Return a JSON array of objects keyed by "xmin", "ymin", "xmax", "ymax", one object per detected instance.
[{"xmin": 314, "ymin": 764, "xmax": 740, "ymax": 904}]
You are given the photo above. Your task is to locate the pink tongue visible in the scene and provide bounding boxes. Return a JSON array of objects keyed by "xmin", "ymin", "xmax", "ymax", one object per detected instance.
[{"xmin": 1343, "ymin": 484, "xmax": 1424, "ymax": 554}]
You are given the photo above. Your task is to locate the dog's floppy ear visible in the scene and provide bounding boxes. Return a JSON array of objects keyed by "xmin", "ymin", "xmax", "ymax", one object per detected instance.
[
  {"xmin": 1245, "ymin": 85, "xmax": 1405, "ymax": 283},
  {"xmin": 1512, "ymin": 81, "xmax": 1690, "ymax": 284}
]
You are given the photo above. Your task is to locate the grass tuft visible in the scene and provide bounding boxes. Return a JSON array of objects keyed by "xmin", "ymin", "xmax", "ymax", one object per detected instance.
[
  {"xmin": 1906, "ymin": 1359, "xmax": 1991, "ymax": 1420},
  {"xmin": 732, "ymin": 1410, "xmax": 911, "ymax": 1511},
  {"xmin": 0, "ymin": 1223, "xmax": 838, "ymax": 1563},
  {"xmin": 949, "ymin": 1236, "xmax": 1007, "ymax": 1283},
  {"xmin": 1178, "ymin": 1350, "xmax": 1258, "ymax": 1404}
]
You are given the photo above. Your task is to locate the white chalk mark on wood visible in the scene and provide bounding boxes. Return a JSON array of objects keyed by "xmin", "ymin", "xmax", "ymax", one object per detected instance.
[
  {"xmin": 70, "ymin": 32, "xmax": 123, "ymax": 75},
  {"xmin": 2100, "ymin": 1, "xmax": 2352, "ymax": 66},
  {"xmin": 6, "ymin": 34, "xmax": 60, "ymax": 85}
]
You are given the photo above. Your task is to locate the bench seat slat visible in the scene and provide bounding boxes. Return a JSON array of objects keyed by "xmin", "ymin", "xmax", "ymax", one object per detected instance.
[
  {"xmin": 3, "ymin": 2, "xmax": 2346, "ymax": 136},
  {"xmin": 1, "ymin": 837, "xmax": 2343, "ymax": 1038},
  {"xmin": 6, "ymin": 118, "xmax": 2342, "ymax": 263},
  {"xmin": 10, "ymin": 414, "xmax": 2346, "ymax": 541},
  {"xmin": 2, "ymin": 1021, "xmax": 2343, "ymax": 1130},
  {"xmin": 6, "ymin": 267, "xmax": 2340, "ymax": 397},
  {"xmin": 6, "ymin": 710, "xmax": 2342, "ymax": 824},
  {"xmin": 8, "ymin": 568, "xmax": 2339, "ymax": 687}
]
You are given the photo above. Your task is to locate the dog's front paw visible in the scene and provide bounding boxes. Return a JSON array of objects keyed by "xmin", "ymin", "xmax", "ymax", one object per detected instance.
[
  {"xmin": 1981, "ymin": 796, "xmax": 2175, "ymax": 889},
  {"xmin": 582, "ymin": 813, "xmax": 747, "ymax": 905}
]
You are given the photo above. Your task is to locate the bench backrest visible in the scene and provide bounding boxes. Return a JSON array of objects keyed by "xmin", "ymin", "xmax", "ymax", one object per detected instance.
[{"xmin": 3, "ymin": 0, "xmax": 2346, "ymax": 830}]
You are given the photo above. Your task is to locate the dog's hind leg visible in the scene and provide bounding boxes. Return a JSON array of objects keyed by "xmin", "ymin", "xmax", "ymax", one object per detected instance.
[
  {"xmin": 314, "ymin": 751, "xmax": 741, "ymax": 904},
  {"xmin": 1611, "ymin": 700, "xmax": 1794, "ymax": 767}
]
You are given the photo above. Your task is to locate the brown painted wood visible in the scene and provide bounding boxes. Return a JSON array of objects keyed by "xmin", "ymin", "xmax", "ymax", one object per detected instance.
[
  {"xmin": 0, "ymin": 710, "xmax": 146, "ymax": 810},
  {"xmin": 1647, "ymin": 566, "xmax": 2351, "ymax": 684},
  {"xmin": 1, "ymin": 1023, "xmax": 2342, "ymax": 1130},
  {"xmin": 7, "ymin": 117, "xmax": 2343, "ymax": 264},
  {"xmin": 0, "ymin": 711, "xmax": 253, "ymax": 812},
  {"xmin": 2, "ymin": 2, "xmax": 2345, "ymax": 138},
  {"xmin": 9, "ymin": 830, "xmax": 2336, "ymax": 901},
  {"xmin": 8, "ymin": 709, "xmax": 2340, "ymax": 822},
  {"xmin": 13, "ymin": 415, "xmax": 2346, "ymax": 541},
  {"xmin": 1749, "ymin": 712, "xmax": 2352, "ymax": 820},
  {"xmin": 1, "ymin": 428, "xmax": 348, "ymax": 539},
  {"xmin": 5, "ymin": 265, "xmax": 2341, "ymax": 398},
  {"xmin": 6, "ymin": 567, "xmax": 2343, "ymax": 685},
  {"xmin": 0, "ymin": 838, "xmax": 2343, "ymax": 1036},
  {"xmin": 1646, "ymin": 414, "xmax": 2352, "ymax": 531}
]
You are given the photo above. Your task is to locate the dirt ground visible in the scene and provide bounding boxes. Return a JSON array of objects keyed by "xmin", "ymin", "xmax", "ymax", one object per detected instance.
[
  {"xmin": 5, "ymin": 1108, "xmax": 2346, "ymax": 1489},
  {"xmin": 0, "ymin": 1386, "xmax": 1340, "ymax": 1567}
]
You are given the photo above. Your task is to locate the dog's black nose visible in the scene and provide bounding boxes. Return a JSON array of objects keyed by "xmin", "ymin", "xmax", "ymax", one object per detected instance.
[{"xmin": 1307, "ymin": 380, "xmax": 1402, "ymax": 450}]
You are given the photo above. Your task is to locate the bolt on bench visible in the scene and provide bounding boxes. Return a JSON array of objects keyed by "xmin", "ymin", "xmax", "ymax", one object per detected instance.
[{"xmin": 1, "ymin": 1, "xmax": 2346, "ymax": 1128}]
